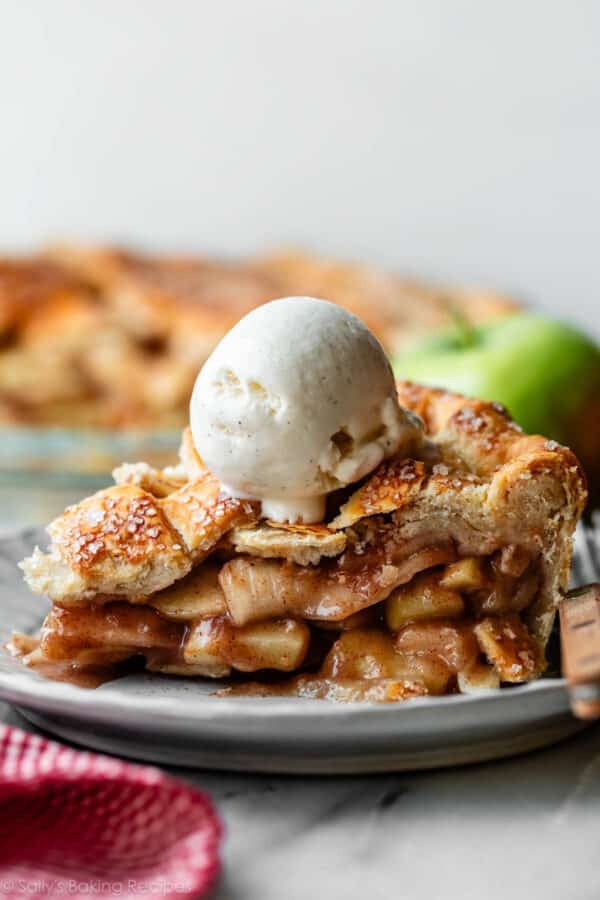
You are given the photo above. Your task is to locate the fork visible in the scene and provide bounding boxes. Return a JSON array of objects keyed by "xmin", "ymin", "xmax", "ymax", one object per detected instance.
[{"xmin": 560, "ymin": 516, "xmax": 600, "ymax": 719}]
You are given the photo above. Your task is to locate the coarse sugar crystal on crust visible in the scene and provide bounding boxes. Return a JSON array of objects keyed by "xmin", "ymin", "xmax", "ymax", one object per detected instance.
[
  {"xmin": 161, "ymin": 473, "xmax": 259, "ymax": 563},
  {"xmin": 20, "ymin": 485, "xmax": 192, "ymax": 604}
]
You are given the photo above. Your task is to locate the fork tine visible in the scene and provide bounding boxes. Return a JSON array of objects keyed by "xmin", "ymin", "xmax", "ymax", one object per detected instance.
[
  {"xmin": 585, "ymin": 525, "xmax": 600, "ymax": 580},
  {"xmin": 572, "ymin": 524, "xmax": 597, "ymax": 586},
  {"xmin": 571, "ymin": 549, "xmax": 586, "ymax": 588}
]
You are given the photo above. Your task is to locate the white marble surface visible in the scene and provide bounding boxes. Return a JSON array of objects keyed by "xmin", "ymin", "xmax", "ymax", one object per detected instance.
[{"xmin": 2, "ymin": 700, "xmax": 600, "ymax": 900}]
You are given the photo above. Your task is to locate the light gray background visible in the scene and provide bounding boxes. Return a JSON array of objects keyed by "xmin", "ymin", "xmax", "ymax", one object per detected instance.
[
  {"xmin": 0, "ymin": 1, "xmax": 598, "ymax": 334},
  {"xmin": 1, "ymin": 9, "xmax": 599, "ymax": 895}
]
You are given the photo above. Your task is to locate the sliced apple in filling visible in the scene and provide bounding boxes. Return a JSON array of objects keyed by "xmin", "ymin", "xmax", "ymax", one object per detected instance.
[{"xmin": 185, "ymin": 617, "xmax": 310, "ymax": 673}]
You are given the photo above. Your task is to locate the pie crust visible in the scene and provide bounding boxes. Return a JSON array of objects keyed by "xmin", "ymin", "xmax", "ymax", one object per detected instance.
[{"xmin": 0, "ymin": 247, "xmax": 516, "ymax": 429}]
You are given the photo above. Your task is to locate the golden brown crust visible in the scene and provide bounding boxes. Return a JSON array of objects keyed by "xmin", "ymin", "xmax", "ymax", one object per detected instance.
[
  {"xmin": 397, "ymin": 381, "xmax": 587, "ymax": 483},
  {"xmin": 0, "ymin": 245, "xmax": 522, "ymax": 431},
  {"xmin": 20, "ymin": 478, "xmax": 256, "ymax": 604},
  {"xmin": 230, "ymin": 521, "xmax": 346, "ymax": 566},
  {"xmin": 178, "ymin": 426, "xmax": 206, "ymax": 480},
  {"xmin": 49, "ymin": 485, "xmax": 185, "ymax": 572},
  {"xmin": 332, "ymin": 458, "xmax": 428, "ymax": 527},
  {"xmin": 336, "ymin": 384, "xmax": 586, "ymax": 527},
  {"xmin": 0, "ymin": 258, "xmax": 96, "ymax": 333},
  {"xmin": 160, "ymin": 474, "xmax": 259, "ymax": 563},
  {"xmin": 0, "ymin": 259, "xmax": 103, "ymax": 415},
  {"xmin": 47, "ymin": 245, "xmax": 285, "ymax": 346},
  {"xmin": 397, "ymin": 381, "xmax": 588, "ymax": 531},
  {"xmin": 332, "ymin": 382, "xmax": 587, "ymax": 650},
  {"xmin": 256, "ymin": 250, "xmax": 517, "ymax": 351},
  {"xmin": 112, "ymin": 461, "xmax": 186, "ymax": 497},
  {"xmin": 36, "ymin": 485, "xmax": 192, "ymax": 602}
]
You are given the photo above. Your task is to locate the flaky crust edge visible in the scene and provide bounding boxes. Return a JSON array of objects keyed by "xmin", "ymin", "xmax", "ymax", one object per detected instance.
[{"xmin": 395, "ymin": 381, "xmax": 587, "ymax": 650}]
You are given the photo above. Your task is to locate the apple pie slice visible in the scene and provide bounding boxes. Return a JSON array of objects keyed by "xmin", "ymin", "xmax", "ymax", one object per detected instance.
[{"xmin": 13, "ymin": 383, "xmax": 586, "ymax": 701}]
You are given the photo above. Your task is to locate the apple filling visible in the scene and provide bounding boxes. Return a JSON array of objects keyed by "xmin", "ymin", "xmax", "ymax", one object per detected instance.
[
  {"xmin": 12, "ymin": 541, "xmax": 545, "ymax": 700},
  {"xmin": 217, "ymin": 546, "xmax": 545, "ymax": 700}
]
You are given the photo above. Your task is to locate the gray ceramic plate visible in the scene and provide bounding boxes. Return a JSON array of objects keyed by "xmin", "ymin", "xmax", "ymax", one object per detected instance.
[{"xmin": 0, "ymin": 527, "xmax": 596, "ymax": 774}]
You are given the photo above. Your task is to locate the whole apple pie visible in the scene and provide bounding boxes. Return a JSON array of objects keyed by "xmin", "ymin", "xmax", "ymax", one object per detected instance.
[
  {"xmin": 0, "ymin": 246, "xmax": 515, "ymax": 430},
  {"xmin": 13, "ymin": 383, "xmax": 586, "ymax": 701}
]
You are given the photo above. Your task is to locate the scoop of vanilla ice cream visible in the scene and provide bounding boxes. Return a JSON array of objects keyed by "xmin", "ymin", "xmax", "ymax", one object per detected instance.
[{"xmin": 190, "ymin": 297, "xmax": 423, "ymax": 523}]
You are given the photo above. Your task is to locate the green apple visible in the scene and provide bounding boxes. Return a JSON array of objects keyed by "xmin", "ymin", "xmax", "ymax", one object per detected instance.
[{"xmin": 393, "ymin": 313, "xmax": 600, "ymax": 448}]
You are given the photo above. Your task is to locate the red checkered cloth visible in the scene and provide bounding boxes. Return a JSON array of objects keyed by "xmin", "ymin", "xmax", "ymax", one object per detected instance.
[{"xmin": 0, "ymin": 724, "xmax": 222, "ymax": 899}]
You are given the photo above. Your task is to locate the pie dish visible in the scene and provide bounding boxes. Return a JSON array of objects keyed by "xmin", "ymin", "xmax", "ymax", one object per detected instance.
[
  {"xmin": 12, "ymin": 382, "xmax": 586, "ymax": 702},
  {"xmin": 0, "ymin": 247, "xmax": 515, "ymax": 430}
]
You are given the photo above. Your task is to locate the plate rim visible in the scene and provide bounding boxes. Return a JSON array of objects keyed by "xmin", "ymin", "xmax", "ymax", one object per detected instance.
[{"xmin": 0, "ymin": 660, "xmax": 571, "ymax": 725}]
